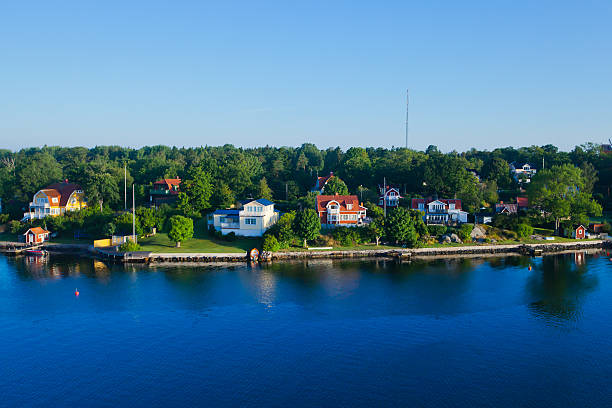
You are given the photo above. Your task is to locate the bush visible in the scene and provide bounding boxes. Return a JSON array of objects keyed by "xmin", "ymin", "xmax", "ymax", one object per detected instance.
[
  {"xmin": 428, "ymin": 225, "xmax": 447, "ymax": 237},
  {"xmin": 516, "ymin": 223, "xmax": 534, "ymax": 238},
  {"xmin": 601, "ymin": 222, "xmax": 612, "ymax": 234},
  {"xmin": 224, "ymin": 231, "xmax": 236, "ymax": 242},
  {"xmin": 119, "ymin": 241, "xmax": 141, "ymax": 252},
  {"xmin": 262, "ymin": 235, "xmax": 280, "ymax": 252},
  {"xmin": 457, "ymin": 224, "xmax": 474, "ymax": 241},
  {"xmin": 8, "ymin": 220, "xmax": 21, "ymax": 234}
]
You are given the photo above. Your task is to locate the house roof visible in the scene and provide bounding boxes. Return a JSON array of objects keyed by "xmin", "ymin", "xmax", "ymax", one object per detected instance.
[
  {"xmin": 154, "ymin": 178, "xmax": 181, "ymax": 188},
  {"xmin": 379, "ymin": 185, "xmax": 402, "ymax": 196},
  {"xmin": 212, "ymin": 209, "xmax": 240, "ymax": 215},
  {"xmin": 516, "ymin": 197, "xmax": 529, "ymax": 207},
  {"xmin": 43, "ymin": 181, "xmax": 84, "ymax": 207},
  {"xmin": 24, "ymin": 227, "xmax": 49, "ymax": 235},
  {"xmin": 495, "ymin": 203, "xmax": 518, "ymax": 213},
  {"xmin": 411, "ymin": 198, "xmax": 462, "ymax": 210},
  {"xmin": 316, "ymin": 195, "xmax": 366, "ymax": 212},
  {"xmin": 242, "ymin": 198, "xmax": 275, "ymax": 206}
]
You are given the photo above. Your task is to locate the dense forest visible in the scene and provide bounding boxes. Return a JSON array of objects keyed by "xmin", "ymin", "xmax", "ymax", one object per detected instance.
[{"xmin": 0, "ymin": 143, "xmax": 609, "ymax": 220}]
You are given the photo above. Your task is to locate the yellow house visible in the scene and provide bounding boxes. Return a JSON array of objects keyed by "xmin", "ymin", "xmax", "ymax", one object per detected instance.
[{"xmin": 23, "ymin": 180, "xmax": 87, "ymax": 220}]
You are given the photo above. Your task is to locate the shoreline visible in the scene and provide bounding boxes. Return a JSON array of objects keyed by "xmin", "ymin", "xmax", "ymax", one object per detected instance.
[{"xmin": 2, "ymin": 239, "xmax": 610, "ymax": 264}]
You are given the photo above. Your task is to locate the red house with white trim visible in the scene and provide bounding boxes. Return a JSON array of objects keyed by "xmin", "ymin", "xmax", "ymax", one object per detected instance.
[
  {"xmin": 316, "ymin": 195, "xmax": 367, "ymax": 227},
  {"xmin": 23, "ymin": 227, "xmax": 50, "ymax": 244}
]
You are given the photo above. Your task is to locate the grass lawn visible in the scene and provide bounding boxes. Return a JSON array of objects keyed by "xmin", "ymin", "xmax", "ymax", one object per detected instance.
[{"xmin": 138, "ymin": 232, "xmax": 259, "ymax": 253}]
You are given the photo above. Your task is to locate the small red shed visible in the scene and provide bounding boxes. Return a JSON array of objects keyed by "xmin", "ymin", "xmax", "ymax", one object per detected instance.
[
  {"xmin": 572, "ymin": 225, "xmax": 587, "ymax": 239},
  {"xmin": 23, "ymin": 227, "xmax": 50, "ymax": 244}
]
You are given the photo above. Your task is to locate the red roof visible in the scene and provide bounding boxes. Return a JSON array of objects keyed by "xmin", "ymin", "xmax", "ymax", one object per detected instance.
[
  {"xmin": 154, "ymin": 178, "xmax": 181, "ymax": 189},
  {"xmin": 411, "ymin": 198, "xmax": 462, "ymax": 210},
  {"xmin": 516, "ymin": 197, "xmax": 529, "ymax": 208},
  {"xmin": 44, "ymin": 181, "xmax": 83, "ymax": 207},
  {"xmin": 316, "ymin": 195, "xmax": 366, "ymax": 212},
  {"xmin": 25, "ymin": 227, "xmax": 50, "ymax": 235}
]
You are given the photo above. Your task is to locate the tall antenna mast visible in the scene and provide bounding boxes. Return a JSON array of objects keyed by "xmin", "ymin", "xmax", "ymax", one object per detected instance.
[
  {"xmin": 405, "ymin": 89, "xmax": 409, "ymax": 149},
  {"xmin": 124, "ymin": 163, "xmax": 127, "ymax": 211}
]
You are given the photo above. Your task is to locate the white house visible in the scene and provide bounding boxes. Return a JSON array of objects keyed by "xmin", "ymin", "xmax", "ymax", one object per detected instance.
[
  {"xmin": 378, "ymin": 186, "xmax": 402, "ymax": 208},
  {"xmin": 411, "ymin": 198, "xmax": 469, "ymax": 224},
  {"xmin": 209, "ymin": 198, "xmax": 280, "ymax": 237},
  {"xmin": 510, "ymin": 162, "xmax": 537, "ymax": 183}
]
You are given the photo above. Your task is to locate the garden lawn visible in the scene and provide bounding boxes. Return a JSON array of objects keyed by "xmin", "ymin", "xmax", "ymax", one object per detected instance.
[{"xmin": 138, "ymin": 232, "xmax": 259, "ymax": 253}]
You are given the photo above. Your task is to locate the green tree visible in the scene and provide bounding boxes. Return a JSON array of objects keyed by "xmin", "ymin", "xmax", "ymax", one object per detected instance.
[
  {"xmin": 528, "ymin": 164, "xmax": 601, "ymax": 233},
  {"xmin": 181, "ymin": 167, "xmax": 213, "ymax": 215},
  {"xmin": 516, "ymin": 223, "xmax": 534, "ymax": 238},
  {"xmin": 257, "ymin": 177, "xmax": 273, "ymax": 200},
  {"xmin": 293, "ymin": 209, "xmax": 321, "ymax": 247},
  {"xmin": 367, "ymin": 204, "xmax": 385, "ymax": 246},
  {"xmin": 322, "ymin": 176, "xmax": 349, "ymax": 195},
  {"xmin": 211, "ymin": 181, "xmax": 235, "ymax": 209},
  {"xmin": 168, "ymin": 215, "xmax": 194, "ymax": 248},
  {"xmin": 385, "ymin": 207, "xmax": 418, "ymax": 247},
  {"xmin": 262, "ymin": 235, "xmax": 280, "ymax": 252}
]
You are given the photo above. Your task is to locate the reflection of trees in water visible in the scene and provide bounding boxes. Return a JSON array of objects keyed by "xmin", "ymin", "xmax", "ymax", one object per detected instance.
[{"xmin": 526, "ymin": 254, "xmax": 598, "ymax": 323}]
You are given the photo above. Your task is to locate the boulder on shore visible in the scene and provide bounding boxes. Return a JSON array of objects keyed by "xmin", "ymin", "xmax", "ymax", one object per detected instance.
[
  {"xmin": 440, "ymin": 233, "xmax": 462, "ymax": 244},
  {"xmin": 471, "ymin": 225, "xmax": 486, "ymax": 239}
]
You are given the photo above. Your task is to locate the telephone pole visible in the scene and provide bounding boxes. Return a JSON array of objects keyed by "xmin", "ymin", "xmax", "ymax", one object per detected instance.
[
  {"xmin": 124, "ymin": 163, "xmax": 127, "ymax": 211},
  {"xmin": 383, "ymin": 177, "xmax": 387, "ymax": 217},
  {"xmin": 132, "ymin": 184, "xmax": 136, "ymax": 243},
  {"xmin": 405, "ymin": 89, "xmax": 409, "ymax": 149}
]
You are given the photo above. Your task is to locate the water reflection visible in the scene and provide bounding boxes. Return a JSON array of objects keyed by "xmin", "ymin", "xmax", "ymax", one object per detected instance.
[{"xmin": 526, "ymin": 252, "xmax": 598, "ymax": 323}]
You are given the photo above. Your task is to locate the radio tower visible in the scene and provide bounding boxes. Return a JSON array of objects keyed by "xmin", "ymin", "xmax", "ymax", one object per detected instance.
[{"xmin": 405, "ymin": 89, "xmax": 409, "ymax": 149}]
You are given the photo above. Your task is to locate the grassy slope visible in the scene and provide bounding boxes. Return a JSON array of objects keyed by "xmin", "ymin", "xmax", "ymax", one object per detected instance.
[{"xmin": 138, "ymin": 219, "xmax": 260, "ymax": 253}]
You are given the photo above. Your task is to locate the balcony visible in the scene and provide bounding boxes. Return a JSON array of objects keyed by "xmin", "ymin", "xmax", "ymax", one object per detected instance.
[{"xmin": 221, "ymin": 222, "xmax": 240, "ymax": 229}]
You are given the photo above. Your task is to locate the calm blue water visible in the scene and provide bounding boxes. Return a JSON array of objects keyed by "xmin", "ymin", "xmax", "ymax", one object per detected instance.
[{"xmin": 1, "ymin": 252, "xmax": 612, "ymax": 407}]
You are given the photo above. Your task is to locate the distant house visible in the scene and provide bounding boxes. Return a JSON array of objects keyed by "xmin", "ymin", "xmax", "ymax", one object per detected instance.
[
  {"xmin": 516, "ymin": 196, "xmax": 529, "ymax": 210},
  {"xmin": 150, "ymin": 178, "xmax": 181, "ymax": 206},
  {"xmin": 565, "ymin": 225, "xmax": 587, "ymax": 239},
  {"xmin": 316, "ymin": 195, "xmax": 367, "ymax": 227},
  {"xmin": 590, "ymin": 223, "xmax": 606, "ymax": 233},
  {"xmin": 312, "ymin": 172, "xmax": 335, "ymax": 194},
  {"xmin": 209, "ymin": 198, "xmax": 280, "ymax": 237},
  {"xmin": 476, "ymin": 213, "xmax": 494, "ymax": 224},
  {"xmin": 411, "ymin": 198, "xmax": 468, "ymax": 224},
  {"xmin": 510, "ymin": 162, "xmax": 537, "ymax": 184},
  {"xmin": 495, "ymin": 201, "xmax": 518, "ymax": 214},
  {"xmin": 378, "ymin": 186, "xmax": 402, "ymax": 208},
  {"xmin": 23, "ymin": 227, "xmax": 50, "ymax": 244},
  {"xmin": 23, "ymin": 180, "xmax": 87, "ymax": 221}
]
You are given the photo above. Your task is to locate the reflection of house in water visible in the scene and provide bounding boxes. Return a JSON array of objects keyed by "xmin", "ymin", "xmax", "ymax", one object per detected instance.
[{"xmin": 574, "ymin": 252, "xmax": 586, "ymax": 266}]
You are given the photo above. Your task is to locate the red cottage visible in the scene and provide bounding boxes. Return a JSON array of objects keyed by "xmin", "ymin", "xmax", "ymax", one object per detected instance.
[{"xmin": 316, "ymin": 195, "xmax": 367, "ymax": 227}]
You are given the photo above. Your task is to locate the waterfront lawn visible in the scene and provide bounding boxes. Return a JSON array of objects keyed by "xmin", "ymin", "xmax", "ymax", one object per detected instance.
[{"xmin": 138, "ymin": 233, "xmax": 259, "ymax": 253}]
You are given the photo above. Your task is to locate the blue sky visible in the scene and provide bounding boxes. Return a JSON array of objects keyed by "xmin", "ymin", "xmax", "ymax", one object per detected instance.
[{"xmin": 1, "ymin": 0, "xmax": 610, "ymax": 151}]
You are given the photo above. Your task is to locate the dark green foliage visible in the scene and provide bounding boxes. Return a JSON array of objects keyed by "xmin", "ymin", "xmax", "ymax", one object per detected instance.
[
  {"xmin": 428, "ymin": 225, "xmax": 448, "ymax": 237},
  {"xmin": 385, "ymin": 208, "xmax": 418, "ymax": 247}
]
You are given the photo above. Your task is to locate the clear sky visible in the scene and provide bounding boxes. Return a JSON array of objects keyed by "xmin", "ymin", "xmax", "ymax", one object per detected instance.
[{"xmin": 1, "ymin": 0, "xmax": 610, "ymax": 152}]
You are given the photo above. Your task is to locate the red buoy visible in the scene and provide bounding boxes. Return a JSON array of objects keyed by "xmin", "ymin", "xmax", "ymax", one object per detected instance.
[
  {"xmin": 75, "ymin": 288, "xmax": 79, "ymax": 297},
  {"xmin": 528, "ymin": 265, "xmax": 532, "ymax": 271}
]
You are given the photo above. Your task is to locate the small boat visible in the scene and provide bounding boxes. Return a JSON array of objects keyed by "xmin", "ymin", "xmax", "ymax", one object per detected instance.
[{"xmin": 24, "ymin": 249, "xmax": 48, "ymax": 256}]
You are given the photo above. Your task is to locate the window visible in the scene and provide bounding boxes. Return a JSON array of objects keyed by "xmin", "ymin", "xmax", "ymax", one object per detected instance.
[
  {"xmin": 245, "ymin": 218, "xmax": 257, "ymax": 225},
  {"xmin": 52, "ymin": 197, "xmax": 58, "ymax": 203},
  {"xmin": 347, "ymin": 204, "xmax": 353, "ymax": 210}
]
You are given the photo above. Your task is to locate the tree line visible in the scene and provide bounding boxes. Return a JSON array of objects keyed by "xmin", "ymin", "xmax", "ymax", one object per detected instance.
[{"xmin": 1, "ymin": 142, "xmax": 609, "ymax": 220}]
